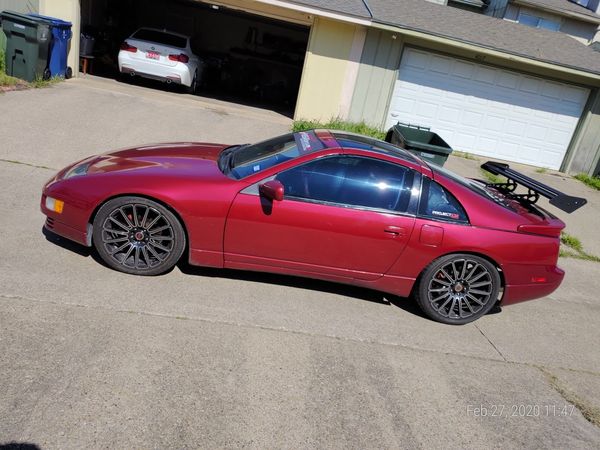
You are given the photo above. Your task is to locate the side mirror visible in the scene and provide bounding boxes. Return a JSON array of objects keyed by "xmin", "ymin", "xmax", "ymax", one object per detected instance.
[{"xmin": 259, "ymin": 180, "xmax": 284, "ymax": 202}]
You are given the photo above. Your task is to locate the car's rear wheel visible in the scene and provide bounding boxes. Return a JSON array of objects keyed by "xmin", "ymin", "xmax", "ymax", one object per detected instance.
[
  {"xmin": 186, "ymin": 70, "xmax": 197, "ymax": 94},
  {"xmin": 415, "ymin": 254, "xmax": 500, "ymax": 325},
  {"xmin": 92, "ymin": 197, "xmax": 185, "ymax": 276}
]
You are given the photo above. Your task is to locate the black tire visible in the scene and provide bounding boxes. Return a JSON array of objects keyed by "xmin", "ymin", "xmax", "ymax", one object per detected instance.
[
  {"xmin": 186, "ymin": 71, "xmax": 197, "ymax": 94},
  {"xmin": 43, "ymin": 68, "xmax": 51, "ymax": 80},
  {"xmin": 414, "ymin": 254, "xmax": 501, "ymax": 325},
  {"xmin": 65, "ymin": 66, "xmax": 73, "ymax": 79},
  {"xmin": 92, "ymin": 197, "xmax": 186, "ymax": 276}
]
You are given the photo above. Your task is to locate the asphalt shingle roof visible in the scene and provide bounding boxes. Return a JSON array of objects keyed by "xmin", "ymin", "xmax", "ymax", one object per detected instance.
[
  {"xmin": 285, "ymin": 0, "xmax": 372, "ymax": 18},
  {"xmin": 367, "ymin": 0, "xmax": 600, "ymax": 75},
  {"xmin": 514, "ymin": 0, "xmax": 600, "ymax": 21}
]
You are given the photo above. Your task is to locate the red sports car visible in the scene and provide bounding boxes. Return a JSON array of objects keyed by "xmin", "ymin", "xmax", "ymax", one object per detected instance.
[{"xmin": 41, "ymin": 130, "xmax": 586, "ymax": 324}]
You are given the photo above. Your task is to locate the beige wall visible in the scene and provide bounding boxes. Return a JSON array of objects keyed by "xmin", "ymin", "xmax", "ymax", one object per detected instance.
[
  {"xmin": 39, "ymin": 0, "xmax": 79, "ymax": 76},
  {"xmin": 294, "ymin": 17, "xmax": 362, "ymax": 121}
]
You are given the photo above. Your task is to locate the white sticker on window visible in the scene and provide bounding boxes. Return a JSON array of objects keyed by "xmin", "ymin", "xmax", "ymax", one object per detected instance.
[
  {"xmin": 432, "ymin": 210, "xmax": 460, "ymax": 220},
  {"xmin": 253, "ymin": 165, "xmax": 260, "ymax": 172}
]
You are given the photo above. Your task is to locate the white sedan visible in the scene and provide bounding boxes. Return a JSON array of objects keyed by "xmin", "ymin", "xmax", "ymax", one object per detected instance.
[{"xmin": 118, "ymin": 28, "xmax": 204, "ymax": 93}]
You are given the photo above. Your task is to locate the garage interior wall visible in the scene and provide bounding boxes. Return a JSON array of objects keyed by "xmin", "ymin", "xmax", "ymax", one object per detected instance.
[
  {"xmin": 0, "ymin": 0, "xmax": 40, "ymax": 51},
  {"xmin": 348, "ymin": 29, "xmax": 403, "ymax": 128},
  {"xmin": 38, "ymin": 0, "xmax": 79, "ymax": 76},
  {"xmin": 564, "ymin": 89, "xmax": 600, "ymax": 175},
  {"xmin": 294, "ymin": 17, "xmax": 360, "ymax": 121}
]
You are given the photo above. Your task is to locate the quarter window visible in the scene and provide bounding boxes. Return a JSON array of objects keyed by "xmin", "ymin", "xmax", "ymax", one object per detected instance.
[
  {"xmin": 419, "ymin": 178, "xmax": 468, "ymax": 223},
  {"xmin": 275, "ymin": 156, "xmax": 416, "ymax": 213}
]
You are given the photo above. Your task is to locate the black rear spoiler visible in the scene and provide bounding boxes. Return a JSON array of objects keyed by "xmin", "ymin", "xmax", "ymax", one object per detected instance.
[{"xmin": 481, "ymin": 161, "xmax": 587, "ymax": 214}]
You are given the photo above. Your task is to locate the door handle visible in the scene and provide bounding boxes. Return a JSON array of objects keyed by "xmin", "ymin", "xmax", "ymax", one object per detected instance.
[{"xmin": 384, "ymin": 226, "xmax": 406, "ymax": 237}]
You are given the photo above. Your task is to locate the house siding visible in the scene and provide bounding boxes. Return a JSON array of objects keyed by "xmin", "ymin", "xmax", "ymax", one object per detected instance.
[
  {"xmin": 564, "ymin": 89, "xmax": 600, "ymax": 175},
  {"xmin": 294, "ymin": 17, "xmax": 360, "ymax": 121},
  {"xmin": 348, "ymin": 29, "xmax": 403, "ymax": 128},
  {"xmin": 0, "ymin": 0, "xmax": 40, "ymax": 52}
]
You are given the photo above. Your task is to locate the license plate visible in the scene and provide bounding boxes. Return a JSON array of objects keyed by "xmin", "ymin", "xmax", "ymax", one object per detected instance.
[{"xmin": 146, "ymin": 51, "xmax": 160, "ymax": 60}]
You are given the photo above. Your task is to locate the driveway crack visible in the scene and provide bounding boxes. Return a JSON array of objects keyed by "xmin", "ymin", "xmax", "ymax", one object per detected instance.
[{"xmin": 475, "ymin": 323, "xmax": 507, "ymax": 362}]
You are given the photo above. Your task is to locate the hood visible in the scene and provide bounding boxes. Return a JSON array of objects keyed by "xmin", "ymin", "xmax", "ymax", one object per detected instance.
[{"xmin": 85, "ymin": 142, "xmax": 229, "ymax": 176}]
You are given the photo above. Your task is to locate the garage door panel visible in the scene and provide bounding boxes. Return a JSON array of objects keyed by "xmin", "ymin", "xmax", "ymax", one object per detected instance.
[
  {"xmin": 430, "ymin": 55, "xmax": 452, "ymax": 74},
  {"xmin": 452, "ymin": 61, "xmax": 476, "ymax": 79},
  {"xmin": 387, "ymin": 48, "xmax": 589, "ymax": 169},
  {"xmin": 474, "ymin": 66, "xmax": 497, "ymax": 85},
  {"xmin": 497, "ymin": 71, "xmax": 520, "ymax": 89}
]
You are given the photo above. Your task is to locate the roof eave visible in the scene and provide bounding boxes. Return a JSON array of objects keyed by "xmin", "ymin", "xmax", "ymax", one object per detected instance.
[
  {"xmin": 253, "ymin": 0, "xmax": 372, "ymax": 25},
  {"xmin": 371, "ymin": 20, "xmax": 600, "ymax": 83}
]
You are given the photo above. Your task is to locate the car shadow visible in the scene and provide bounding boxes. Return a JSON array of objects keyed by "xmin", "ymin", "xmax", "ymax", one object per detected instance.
[
  {"xmin": 44, "ymin": 227, "xmax": 501, "ymax": 321},
  {"xmin": 177, "ymin": 260, "xmax": 428, "ymax": 317},
  {"xmin": 42, "ymin": 227, "xmax": 92, "ymax": 257}
]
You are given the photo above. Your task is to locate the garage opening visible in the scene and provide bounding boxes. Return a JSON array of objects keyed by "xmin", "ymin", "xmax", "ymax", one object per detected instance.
[{"xmin": 79, "ymin": 0, "xmax": 310, "ymax": 114}]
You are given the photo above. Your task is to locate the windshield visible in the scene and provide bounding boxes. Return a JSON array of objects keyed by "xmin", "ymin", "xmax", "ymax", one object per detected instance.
[
  {"xmin": 224, "ymin": 131, "xmax": 326, "ymax": 179},
  {"xmin": 132, "ymin": 29, "xmax": 187, "ymax": 48}
]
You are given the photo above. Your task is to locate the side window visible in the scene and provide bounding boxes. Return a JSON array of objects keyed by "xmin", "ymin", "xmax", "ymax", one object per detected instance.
[
  {"xmin": 419, "ymin": 178, "xmax": 468, "ymax": 223},
  {"xmin": 275, "ymin": 156, "xmax": 416, "ymax": 213}
]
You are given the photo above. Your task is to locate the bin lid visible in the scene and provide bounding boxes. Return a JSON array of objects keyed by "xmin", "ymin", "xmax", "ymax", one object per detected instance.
[
  {"xmin": 27, "ymin": 13, "xmax": 72, "ymax": 28},
  {"xmin": 1, "ymin": 10, "xmax": 42, "ymax": 27}
]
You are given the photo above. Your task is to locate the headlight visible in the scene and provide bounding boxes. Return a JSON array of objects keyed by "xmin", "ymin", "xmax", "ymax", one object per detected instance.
[
  {"xmin": 45, "ymin": 196, "xmax": 64, "ymax": 214},
  {"xmin": 63, "ymin": 162, "xmax": 91, "ymax": 179}
]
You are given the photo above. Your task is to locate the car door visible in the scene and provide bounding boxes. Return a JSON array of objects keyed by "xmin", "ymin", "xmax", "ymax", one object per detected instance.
[{"xmin": 223, "ymin": 155, "xmax": 419, "ymax": 281}]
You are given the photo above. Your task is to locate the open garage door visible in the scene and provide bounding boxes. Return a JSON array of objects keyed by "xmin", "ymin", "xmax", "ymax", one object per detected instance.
[
  {"xmin": 80, "ymin": 0, "xmax": 310, "ymax": 112},
  {"xmin": 386, "ymin": 48, "xmax": 590, "ymax": 170}
]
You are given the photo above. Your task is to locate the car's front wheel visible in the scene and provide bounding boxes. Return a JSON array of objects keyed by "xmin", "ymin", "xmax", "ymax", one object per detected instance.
[
  {"xmin": 92, "ymin": 197, "xmax": 186, "ymax": 276},
  {"xmin": 415, "ymin": 254, "xmax": 501, "ymax": 325}
]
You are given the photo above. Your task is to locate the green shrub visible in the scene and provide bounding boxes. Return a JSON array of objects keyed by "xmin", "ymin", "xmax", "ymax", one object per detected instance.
[
  {"xmin": 292, "ymin": 119, "xmax": 387, "ymax": 141},
  {"xmin": 0, "ymin": 50, "xmax": 5, "ymax": 74}
]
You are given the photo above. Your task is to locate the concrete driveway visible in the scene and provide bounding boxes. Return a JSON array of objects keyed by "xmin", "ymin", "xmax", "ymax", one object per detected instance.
[{"xmin": 1, "ymin": 79, "xmax": 599, "ymax": 449}]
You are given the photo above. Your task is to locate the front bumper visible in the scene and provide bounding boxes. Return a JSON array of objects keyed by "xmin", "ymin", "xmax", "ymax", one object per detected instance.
[{"xmin": 41, "ymin": 193, "xmax": 92, "ymax": 247}]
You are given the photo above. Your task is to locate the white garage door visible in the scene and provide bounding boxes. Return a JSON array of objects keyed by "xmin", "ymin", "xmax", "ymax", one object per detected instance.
[{"xmin": 386, "ymin": 48, "xmax": 590, "ymax": 169}]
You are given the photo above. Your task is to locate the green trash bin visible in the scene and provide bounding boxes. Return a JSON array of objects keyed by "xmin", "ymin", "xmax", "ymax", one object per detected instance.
[
  {"xmin": 386, "ymin": 123, "xmax": 453, "ymax": 167},
  {"xmin": 0, "ymin": 10, "xmax": 51, "ymax": 82}
]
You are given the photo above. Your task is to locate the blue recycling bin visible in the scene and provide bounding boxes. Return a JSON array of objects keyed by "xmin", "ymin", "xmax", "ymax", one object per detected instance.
[{"xmin": 28, "ymin": 14, "xmax": 72, "ymax": 78}]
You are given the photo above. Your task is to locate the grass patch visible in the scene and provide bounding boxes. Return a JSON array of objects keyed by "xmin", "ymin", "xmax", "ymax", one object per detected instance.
[
  {"xmin": 0, "ymin": 71, "xmax": 21, "ymax": 87},
  {"xmin": 535, "ymin": 167, "xmax": 548, "ymax": 174},
  {"xmin": 539, "ymin": 367, "xmax": 600, "ymax": 428},
  {"xmin": 560, "ymin": 232, "xmax": 583, "ymax": 253},
  {"xmin": 292, "ymin": 119, "xmax": 386, "ymax": 141},
  {"xmin": 0, "ymin": 50, "xmax": 22, "ymax": 87},
  {"xmin": 560, "ymin": 231, "xmax": 600, "ymax": 262},
  {"xmin": 574, "ymin": 173, "xmax": 600, "ymax": 191},
  {"xmin": 452, "ymin": 151, "xmax": 478, "ymax": 161},
  {"xmin": 479, "ymin": 167, "xmax": 506, "ymax": 184},
  {"xmin": 30, "ymin": 75, "xmax": 63, "ymax": 89}
]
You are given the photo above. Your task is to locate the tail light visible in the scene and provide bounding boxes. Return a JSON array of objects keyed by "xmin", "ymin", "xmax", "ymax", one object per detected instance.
[
  {"xmin": 169, "ymin": 53, "xmax": 189, "ymax": 63},
  {"xmin": 120, "ymin": 42, "xmax": 137, "ymax": 53},
  {"xmin": 517, "ymin": 224, "xmax": 563, "ymax": 238}
]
